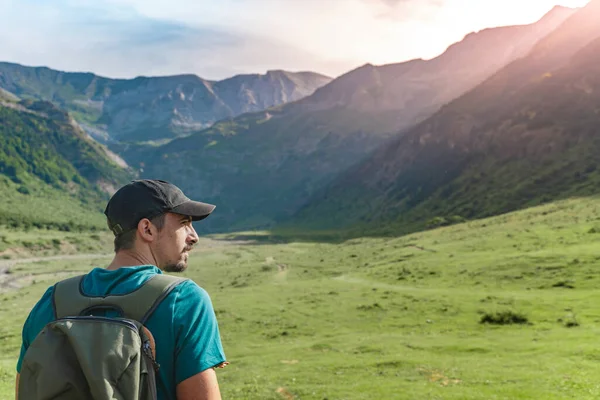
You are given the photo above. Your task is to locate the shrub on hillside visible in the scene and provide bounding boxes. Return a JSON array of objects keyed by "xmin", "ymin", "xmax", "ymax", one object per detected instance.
[
  {"xmin": 588, "ymin": 226, "xmax": 600, "ymax": 234},
  {"xmin": 17, "ymin": 185, "xmax": 30, "ymax": 195},
  {"xmin": 426, "ymin": 215, "xmax": 466, "ymax": 229},
  {"xmin": 479, "ymin": 310, "xmax": 530, "ymax": 325}
]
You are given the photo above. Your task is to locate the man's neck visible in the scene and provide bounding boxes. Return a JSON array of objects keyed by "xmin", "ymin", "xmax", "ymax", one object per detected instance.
[{"xmin": 106, "ymin": 250, "xmax": 159, "ymax": 271}]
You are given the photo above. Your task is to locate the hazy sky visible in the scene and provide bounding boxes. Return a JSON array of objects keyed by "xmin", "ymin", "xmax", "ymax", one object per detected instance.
[{"xmin": 0, "ymin": 0, "xmax": 590, "ymax": 80}]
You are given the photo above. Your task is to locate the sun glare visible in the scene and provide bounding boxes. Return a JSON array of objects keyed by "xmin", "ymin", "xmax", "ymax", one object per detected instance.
[
  {"xmin": 443, "ymin": 0, "xmax": 587, "ymax": 31},
  {"xmin": 375, "ymin": 0, "xmax": 590, "ymax": 65}
]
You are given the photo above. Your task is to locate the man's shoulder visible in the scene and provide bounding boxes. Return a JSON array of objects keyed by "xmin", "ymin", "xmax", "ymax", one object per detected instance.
[
  {"xmin": 169, "ymin": 278, "xmax": 213, "ymax": 308},
  {"xmin": 31, "ymin": 285, "xmax": 56, "ymax": 313},
  {"xmin": 22, "ymin": 285, "xmax": 56, "ymax": 341}
]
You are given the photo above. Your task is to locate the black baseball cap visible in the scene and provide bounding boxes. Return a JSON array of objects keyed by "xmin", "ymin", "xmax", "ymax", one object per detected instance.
[{"xmin": 104, "ymin": 179, "xmax": 216, "ymax": 236}]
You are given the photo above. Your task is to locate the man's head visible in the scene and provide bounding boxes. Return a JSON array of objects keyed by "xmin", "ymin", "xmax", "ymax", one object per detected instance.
[{"xmin": 104, "ymin": 179, "xmax": 215, "ymax": 272}]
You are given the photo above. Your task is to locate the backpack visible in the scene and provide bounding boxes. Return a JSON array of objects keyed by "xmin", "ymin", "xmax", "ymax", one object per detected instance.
[{"xmin": 18, "ymin": 273, "xmax": 188, "ymax": 400}]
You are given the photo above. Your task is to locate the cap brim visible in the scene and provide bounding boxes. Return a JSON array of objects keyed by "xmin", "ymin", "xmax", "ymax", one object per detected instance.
[{"xmin": 171, "ymin": 200, "xmax": 216, "ymax": 221}]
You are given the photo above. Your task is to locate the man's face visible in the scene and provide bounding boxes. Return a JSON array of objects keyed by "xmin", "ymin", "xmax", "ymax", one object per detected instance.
[{"xmin": 153, "ymin": 212, "xmax": 199, "ymax": 272}]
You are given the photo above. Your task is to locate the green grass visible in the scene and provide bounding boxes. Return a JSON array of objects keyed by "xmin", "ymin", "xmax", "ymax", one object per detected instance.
[
  {"xmin": 0, "ymin": 227, "xmax": 114, "ymax": 258},
  {"xmin": 0, "ymin": 175, "xmax": 109, "ymax": 231},
  {"xmin": 4, "ymin": 197, "xmax": 600, "ymax": 398}
]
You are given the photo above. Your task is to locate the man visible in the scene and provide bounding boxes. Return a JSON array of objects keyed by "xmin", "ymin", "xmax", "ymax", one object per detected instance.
[{"xmin": 15, "ymin": 179, "xmax": 228, "ymax": 400}]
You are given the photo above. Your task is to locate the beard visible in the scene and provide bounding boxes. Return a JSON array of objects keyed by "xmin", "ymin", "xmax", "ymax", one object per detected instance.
[
  {"xmin": 163, "ymin": 249, "xmax": 190, "ymax": 273},
  {"xmin": 163, "ymin": 261, "xmax": 187, "ymax": 273}
]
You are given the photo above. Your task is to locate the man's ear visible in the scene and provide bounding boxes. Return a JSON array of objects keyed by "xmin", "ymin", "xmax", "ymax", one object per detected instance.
[{"xmin": 137, "ymin": 218, "xmax": 156, "ymax": 243}]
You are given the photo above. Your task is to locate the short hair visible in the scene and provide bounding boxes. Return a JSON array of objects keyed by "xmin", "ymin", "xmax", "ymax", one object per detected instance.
[{"xmin": 112, "ymin": 213, "xmax": 166, "ymax": 252}]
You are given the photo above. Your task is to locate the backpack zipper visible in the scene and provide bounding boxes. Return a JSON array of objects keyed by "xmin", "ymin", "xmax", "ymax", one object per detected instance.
[
  {"xmin": 143, "ymin": 340, "xmax": 161, "ymax": 372},
  {"xmin": 58, "ymin": 316, "xmax": 139, "ymax": 331}
]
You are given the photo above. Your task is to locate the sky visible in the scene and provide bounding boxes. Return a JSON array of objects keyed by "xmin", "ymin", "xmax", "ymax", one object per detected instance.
[{"xmin": 0, "ymin": 0, "xmax": 590, "ymax": 81}]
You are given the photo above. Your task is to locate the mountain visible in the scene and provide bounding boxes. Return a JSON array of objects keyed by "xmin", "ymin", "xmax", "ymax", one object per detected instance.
[
  {"xmin": 287, "ymin": 0, "xmax": 600, "ymax": 235},
  {"xmin": 0, "ymin": 99, "xmax": 133, "ymax": 230},
  {"xmin": 0, "ymin": 64, "xmax": 332, "ymax": 142},
  {"xmin": 131, "ymin": 7, "xmax": 575, "ymax": 233},
  {"xmin": 306, "ymin": 5, "xmax": 575, "ymax": 128}
]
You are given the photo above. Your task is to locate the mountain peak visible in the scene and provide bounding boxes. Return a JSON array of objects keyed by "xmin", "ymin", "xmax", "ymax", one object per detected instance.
[
  {"xmin": 536, "ymin": 4, "xmax": 578, "ymax": 26},
  {"xmin": 265, "ymin": 69, "xmax": 287, "ymax": 75},
  {"xmin": 0, "ymin": 62, "xmax": 332, "ymax": 142},
  {"xmin": 544, "ymin": 4, "xmax": 576, "ymax": 16}
]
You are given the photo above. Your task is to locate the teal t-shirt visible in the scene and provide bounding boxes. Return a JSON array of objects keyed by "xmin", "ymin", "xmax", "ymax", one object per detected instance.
[{"xmin": 16, "ymin": 265, "xmax": 227, "ymax": 400}]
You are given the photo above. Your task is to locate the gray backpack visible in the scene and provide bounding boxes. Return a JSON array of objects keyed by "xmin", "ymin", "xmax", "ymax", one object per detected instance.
[{"xmin": 18, "ymin": 273, "xmax": 187, "ymax": 400}]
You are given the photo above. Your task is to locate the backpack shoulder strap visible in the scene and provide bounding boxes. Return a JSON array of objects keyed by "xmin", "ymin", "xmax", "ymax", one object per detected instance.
[{"xmin": 53, "ymin": 273, "xmax": 188, "ymax": 324}]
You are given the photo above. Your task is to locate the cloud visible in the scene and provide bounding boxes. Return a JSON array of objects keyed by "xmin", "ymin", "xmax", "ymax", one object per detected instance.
[
  {"xmin": 367, "ymin": 0, "xmax": 446, "ymax": 20},
  {"xmin": 0, "ymin": 0, "xmax": 351, "ymax": 79},
  {"xmin": 0, "ymin": 0, "xmax": 378, "ymax": 79},
  {"xmin": 373, "ymin": 0, "xmax": 444, "ymax": 7},
  {"xmin": 0, "ymin": 0, "xmax": 584, "ymax": 80}
]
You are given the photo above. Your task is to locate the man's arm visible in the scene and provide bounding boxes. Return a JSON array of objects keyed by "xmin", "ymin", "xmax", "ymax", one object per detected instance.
[
  {"xmin": 172, "ymin": 281, "xmax": 228, "ymax": 398},
  {"xmin": 176, "ymin": 368, "xmax": 221, "ymax": 400},
  {"xmin": 15, "ymin": 373, "xmax": 19, "ymax": 399}
]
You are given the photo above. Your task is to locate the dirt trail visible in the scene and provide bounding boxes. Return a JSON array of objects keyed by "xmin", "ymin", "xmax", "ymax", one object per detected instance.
[
  {"xmin": 265, "ymin": 256, "xmax": 288, "ymax": 279},
  {"xmin": 276, "ymin": 264, "xmax": 288, "ymax": 274},
  {"xmin": 0, "ymin": 237, "xmax": 250, "ymax": 293},
  {"xmin": 0, "ymin": 253, "xmax": 112, "ymax": 293},
  {"xmin": 0, "ymin": 253, "xmax": 111, "ymax": 270}
]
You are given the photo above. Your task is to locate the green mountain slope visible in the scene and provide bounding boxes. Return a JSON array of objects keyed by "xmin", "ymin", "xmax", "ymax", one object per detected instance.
[
  {"xmin": 0, "ymin": 100, "xmax": 133, "ymax": 230},
  {"xmin": 0, "ymin": 88, "xmax": 18, "ymax": 102},
  {"xmin": 0, "ymin": 64, "xmax": 331, "ymax": 142},
  {"xmin": 129, "ymin": 106, "xmax": 396, "ymax": 232},
  {"xmin": 131, "ymin": 7, "xmax": 574, "ymax": 233},
  {"xmin": 287, "ymin": 0, "xmax": 600, "ymax": 235}
]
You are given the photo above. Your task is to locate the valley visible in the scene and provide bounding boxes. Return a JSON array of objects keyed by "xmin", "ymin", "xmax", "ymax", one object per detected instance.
[{"xmin": 2, "ymin": 198, "xmax": 600, "ymax": 398}]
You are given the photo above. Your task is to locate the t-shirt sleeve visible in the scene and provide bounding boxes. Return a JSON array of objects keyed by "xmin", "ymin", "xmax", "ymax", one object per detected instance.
[
  {"xmin": 16, "ymin": 286, "xmax": 55, "ymax": 373},
  {"xmin": 172, "ymin": 280, "xmax": 227, "ymax": 384}
]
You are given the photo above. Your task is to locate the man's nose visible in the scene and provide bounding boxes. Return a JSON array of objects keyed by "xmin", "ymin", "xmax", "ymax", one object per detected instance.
[{"xmin": 187, "ymin": 225, "xmax": 199, "ymax": 244}]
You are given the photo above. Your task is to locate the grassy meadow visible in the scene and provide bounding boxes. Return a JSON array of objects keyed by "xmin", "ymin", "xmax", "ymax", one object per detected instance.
[
  {"xmin": 0, "ymin": 226, "xmax": 114, "ymax": 259},
  {"xmin": 4, "ymin": 197, "xmax": 600, "ymax": 398}
]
